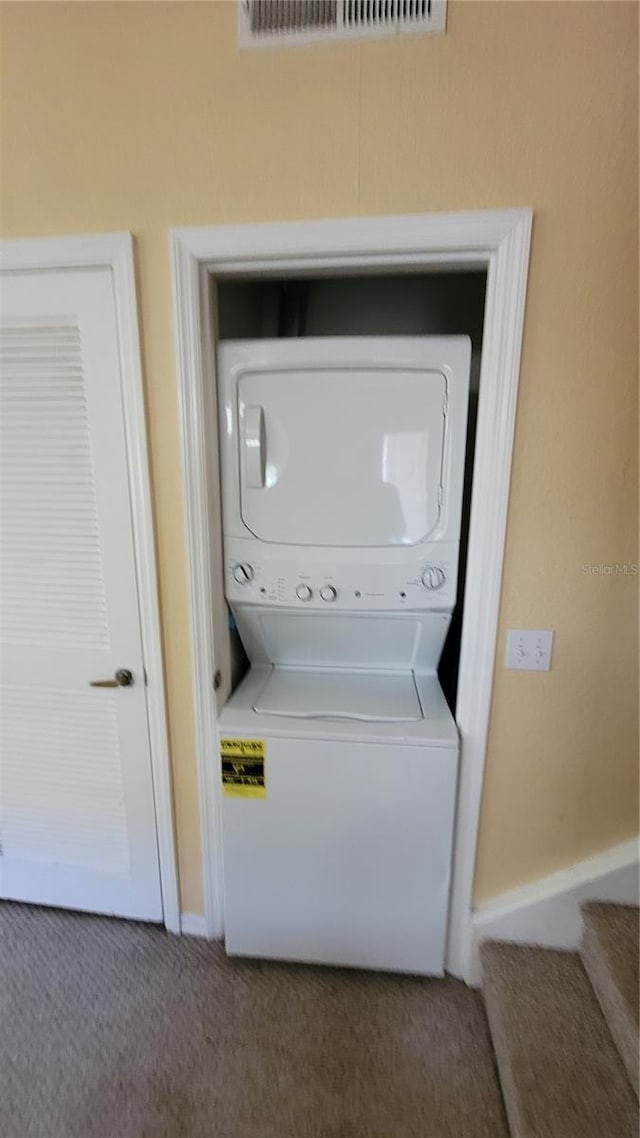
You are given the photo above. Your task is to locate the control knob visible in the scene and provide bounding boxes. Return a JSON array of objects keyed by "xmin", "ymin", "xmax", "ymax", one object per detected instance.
[
  {"xmin": 319, "ymin": 585, "xmax": 338, "ymax": 602},
  {"xmin": 232, "ymin": 563, "xmax": 254, "ymax": 585},
  {"xmin": 421, "ymin": 563, "xmax": 446, "ymax": 591},
  {"xmin": 296, "ymin": 584, "xmax": 313, "ymax": 601}
]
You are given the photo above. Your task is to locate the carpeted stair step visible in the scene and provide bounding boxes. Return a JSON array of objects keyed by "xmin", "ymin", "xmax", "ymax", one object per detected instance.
[
  {"xmin": 580, "ymin": 901, "xmax": 639, "ymax": 1097},
  {"xmin": 481, "ymin": 941, "xmax": 638, "ymax": 1138}
]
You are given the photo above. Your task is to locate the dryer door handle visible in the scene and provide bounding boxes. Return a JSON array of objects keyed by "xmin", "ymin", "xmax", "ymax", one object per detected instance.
[{"xmin": 243, "ymin": 405, "xmax": 266, "ymax": 489}]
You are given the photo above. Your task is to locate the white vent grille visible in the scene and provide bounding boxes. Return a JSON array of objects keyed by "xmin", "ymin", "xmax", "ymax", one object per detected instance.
[
  {"xmin": 248, "ymin": 0, "xmax": 337, "ymax": 33},
  {"xmin": 344, "ymin": 0, "xmax": 435, "ymax": 27},
  {"xmin": 239, "ymin": 0, "xmax": 446, "ymax": 46},
  {"xmin": 0, "ymin": 320, "xmax": 110, "ymax": 649}
]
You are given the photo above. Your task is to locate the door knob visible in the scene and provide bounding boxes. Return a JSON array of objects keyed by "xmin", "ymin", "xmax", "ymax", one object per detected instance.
[{"xmin": 90, "ymin": 668, "xmax": 134, "ymax": 689}]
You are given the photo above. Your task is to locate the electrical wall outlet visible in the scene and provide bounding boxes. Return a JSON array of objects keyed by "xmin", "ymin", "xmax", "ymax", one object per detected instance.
[{"xmin": 505, "ymin": 629, "xmax": 554, "ymax": 671}]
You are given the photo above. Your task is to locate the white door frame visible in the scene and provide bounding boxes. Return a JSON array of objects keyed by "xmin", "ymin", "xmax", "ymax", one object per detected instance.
[
  {"xmin": 170, "ymin": 209, "xmax": 532, "ymax": 980},
  {"xmin": 1, "ymin": 232, "xmax": 180, "ymax": 933}
]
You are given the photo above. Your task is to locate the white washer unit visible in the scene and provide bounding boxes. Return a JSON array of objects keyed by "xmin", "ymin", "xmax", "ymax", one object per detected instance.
[{"xmin": 217, "ymin": 336, "xmax": 471, "ymax": 975}]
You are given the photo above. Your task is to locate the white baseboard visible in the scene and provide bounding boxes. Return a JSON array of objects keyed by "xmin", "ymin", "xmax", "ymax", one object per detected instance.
[
  {"xmin": 180, "ymin": 911, "xmax": 209, "ymax": 938},
  {"xmin": 469, "ymin": 837, "xmax": 639, "ymax": 985}
]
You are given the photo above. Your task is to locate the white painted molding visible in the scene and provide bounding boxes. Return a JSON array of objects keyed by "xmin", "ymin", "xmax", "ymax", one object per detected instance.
[
  {"xmin": 170, "ymin": 209, "xmax": 533, "ymax": 977},
  {"xmin": 1, "ymin": 231, "xmax": 136, "ymax": 272},
  {"xmin": 446, "ymin": 209, "xmax": 533, "ymax": 979},
  {"xmin": 109, "ymin": 236, "xmax": 181, "ymax": 934},
  {"xmin": 172, "ymin": 210, "xmax": 529, "ymax": 269},
  {"xmin": 1, "ymin": 232, "xmax": 180, "ymax": 934},
  {"xmin": 171, "ymin": 239, "xmax": 225, "ymax": 938},
  {"xmin": 180, "ymin": 911, "xmax": 210, "ymax": 938},
  {"xmin": 471, "ymin": 837, "xmax": 640, "ymax": 985}
]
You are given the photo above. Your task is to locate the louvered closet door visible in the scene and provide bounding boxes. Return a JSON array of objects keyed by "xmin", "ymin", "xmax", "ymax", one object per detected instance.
[{"xmin": 0, "ymin": 268, "xmax": 162, "ymax": 920}]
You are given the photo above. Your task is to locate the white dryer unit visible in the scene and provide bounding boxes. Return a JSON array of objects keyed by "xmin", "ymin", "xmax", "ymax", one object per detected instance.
[
  {"xmin": 219, "ymin": 336, "xmax": 470, "ymax": 612},
  {"xmin": 216, "ymin": 335, "xmax": 471, "ymax": 975}
]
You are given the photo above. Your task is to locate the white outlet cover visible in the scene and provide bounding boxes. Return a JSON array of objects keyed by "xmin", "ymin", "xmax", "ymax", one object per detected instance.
[{"xmin": 505, "ymin": 629, "xmax": 554, "ymax": 671}]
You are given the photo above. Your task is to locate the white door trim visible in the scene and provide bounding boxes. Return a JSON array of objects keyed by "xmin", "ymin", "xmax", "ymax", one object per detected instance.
[
  {"xmin": 170, "ymin": 209, "xmax": 533, "ymax": 979},
  {"xmin": 1, "ymin": 232, "xmax": 180, "ymax": 933}
]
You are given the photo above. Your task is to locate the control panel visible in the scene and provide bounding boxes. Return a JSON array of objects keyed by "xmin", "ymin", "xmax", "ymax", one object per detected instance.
[{"xmin": 224, "ymin": 542, "xmax": 459, "ymax": 611}]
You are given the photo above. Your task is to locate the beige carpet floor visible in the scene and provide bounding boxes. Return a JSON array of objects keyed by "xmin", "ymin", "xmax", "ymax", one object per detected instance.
[{"xmin": 1, "ymin": 903, "xmax": 508, "ymax": 1138}]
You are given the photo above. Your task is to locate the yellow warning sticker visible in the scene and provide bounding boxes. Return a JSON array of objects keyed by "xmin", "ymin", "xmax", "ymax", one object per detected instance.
[{"xmin": 220, "ymin": 738, "xmax": 266, "ymax": 799}]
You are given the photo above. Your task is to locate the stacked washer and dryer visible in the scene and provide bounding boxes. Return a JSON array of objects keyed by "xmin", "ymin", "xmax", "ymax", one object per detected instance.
[{"xmin": 217, "ymin": 335, "xmax": 470, "ymax": 975}]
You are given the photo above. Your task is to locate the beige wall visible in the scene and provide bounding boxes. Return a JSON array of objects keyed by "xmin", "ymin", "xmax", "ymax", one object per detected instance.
[{"xmin": 2, "ymin": 0, "xmax": 637, "ymax": 914}]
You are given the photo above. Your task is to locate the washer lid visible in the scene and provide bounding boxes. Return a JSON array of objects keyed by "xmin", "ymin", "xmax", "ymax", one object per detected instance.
[{"xmin": 253, "ymin": 667, "xmax": 423, "ymax": 722}]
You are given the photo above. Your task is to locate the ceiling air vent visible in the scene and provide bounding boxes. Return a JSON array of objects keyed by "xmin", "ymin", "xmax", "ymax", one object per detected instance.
[{"xmin": 239, "ymin": 0, "xmax": 447, "ymax": 48}]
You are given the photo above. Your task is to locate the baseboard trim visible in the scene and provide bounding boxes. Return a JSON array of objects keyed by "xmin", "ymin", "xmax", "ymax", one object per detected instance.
[
  {"xmin": 180, "ymin": 912, "xmax": 209, "ymax": 938},
  {"xmin": 469, "ymin": 837, "xmax": 639, "ymax": 985}
]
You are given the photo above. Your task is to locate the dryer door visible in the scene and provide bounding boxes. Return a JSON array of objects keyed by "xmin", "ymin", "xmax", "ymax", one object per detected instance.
[{"xmin": 237, "ymin": 364, "xmax": 446, "ymax": 548}]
